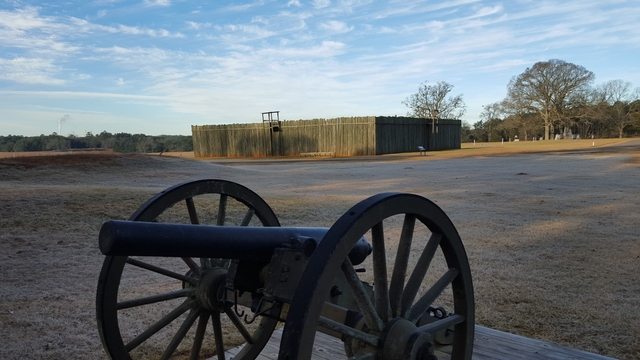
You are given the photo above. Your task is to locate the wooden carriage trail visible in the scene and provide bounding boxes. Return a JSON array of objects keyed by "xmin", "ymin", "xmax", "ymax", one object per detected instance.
[{"xmin": 212, "ymin": 326, "xmax": 616, "ymax": 360}]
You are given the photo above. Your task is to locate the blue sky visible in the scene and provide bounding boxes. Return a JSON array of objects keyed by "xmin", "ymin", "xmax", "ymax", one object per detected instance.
[{"xmin": 1, "ymin": 0, "xmax": 639, "ymax": 136}]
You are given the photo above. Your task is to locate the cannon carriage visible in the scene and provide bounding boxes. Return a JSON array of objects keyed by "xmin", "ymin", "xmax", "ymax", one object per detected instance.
[{"xmin": 96, "ymin": 179, "xmax": 474, "ymax": 360}]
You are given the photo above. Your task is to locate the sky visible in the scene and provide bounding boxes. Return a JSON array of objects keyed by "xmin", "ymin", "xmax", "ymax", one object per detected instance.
[{"xmin": 1, "ymin": 0, "xmax": 639, "ymax": 137}]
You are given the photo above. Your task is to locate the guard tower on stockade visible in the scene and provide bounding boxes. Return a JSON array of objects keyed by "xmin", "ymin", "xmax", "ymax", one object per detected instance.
[{"xmin": 262, "ymin": 111, "xmax": 282, "ymax": 156}]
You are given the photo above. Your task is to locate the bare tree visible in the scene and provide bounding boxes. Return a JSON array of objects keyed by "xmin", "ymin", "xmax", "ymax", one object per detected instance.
[
  {"xmin": 402, "ymin": 81, "xmax": 466, "ymax": 119},
  {"xmin": 596, "ymin": 79, "xmax": 632, "ymax": 104},
  {"xmin": 480, "ymin": 102, "xmax": 502, "ymax": 122},
  {"xmin": 592, "ymin": 80, "xmax": 640, "ymax": 138},
  {"xmin": 497, "ymin": 116, "xmax": 521, "ymax": 141},
  {"xmin": 500, "ymin": 97, "xmax": 543, "ymax": 141},
  {"xmin": 479, "ymin": 102, "xmax": 503, "ymax": 141},
  {"xmin": 507, "ymin": 59, "xmax": 595, "ymax": 140}
]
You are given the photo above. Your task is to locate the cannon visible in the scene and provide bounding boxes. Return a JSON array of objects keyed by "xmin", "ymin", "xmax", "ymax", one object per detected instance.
[{"xmin": 96, "ymin": 179, "xmax": 474, "ymax": 360}]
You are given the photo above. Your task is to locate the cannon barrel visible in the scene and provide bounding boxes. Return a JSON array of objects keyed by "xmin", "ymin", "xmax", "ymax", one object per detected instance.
[{"xmin": 99, "ymin": 220, "xmax": 372, "ymax": 265}]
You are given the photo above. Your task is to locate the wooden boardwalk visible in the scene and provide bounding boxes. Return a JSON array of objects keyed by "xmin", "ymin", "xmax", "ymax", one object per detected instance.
[{"xmin": 212, "ymin": 326, "xmax": 616, "ymax": 360}]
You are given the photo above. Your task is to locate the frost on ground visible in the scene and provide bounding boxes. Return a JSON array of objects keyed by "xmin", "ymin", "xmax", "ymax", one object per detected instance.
[{"xmin": 0, "ymin": 140, "xmax": 639, "ymax": 360}]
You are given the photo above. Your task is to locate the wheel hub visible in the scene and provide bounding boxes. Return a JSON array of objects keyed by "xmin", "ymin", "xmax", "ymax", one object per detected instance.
[
  {"xmin": 194, "ymin": 267, "xmax": 228, "ymax": 311},
  {"xmin": 380, "ymin": 318, "xmax": 435, "ymax": 360}
]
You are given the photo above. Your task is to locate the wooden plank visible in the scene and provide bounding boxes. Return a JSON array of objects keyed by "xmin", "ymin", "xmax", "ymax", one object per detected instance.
[
  {"xmin": 210, "ymin": 325, "xmax": 615, "ymax": 360},
  {"xmin": 472, "ymin": 326, "xmax": 616, "ymax": 360},
  {"xmin": 209, "ymin": 328, "xmax": 345, "ymax": 360}
]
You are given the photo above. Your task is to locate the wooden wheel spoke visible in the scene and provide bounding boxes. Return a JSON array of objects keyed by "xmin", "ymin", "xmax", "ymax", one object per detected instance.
[
  {"xmin": 117, "ymin": 289, "xmax": 193, "ymax": 310},
  {"xmin": 190, "ymin": 313, "xmax": 210, "ymax": 360},
  {"xmin": 126, "ymin": 257, "xmax": 197, "ymax": 285},
  {"xmin": 416, "ymin": 314, "xmax": 465, "ymax": 333},
  {"xmin": 407, "ymin": 268, "xmax": 459, "ymax": 323},
  {"xmin": 211, "ymin": 311, "xmax": 226, "ymax": 360},
  {"xmin": 341, "ymin": 258, "xmax": 384, "ymax": 332},
  {"xmin": 225, "ymin": 309, "xmax": 255, "ymax": 344},
  {"xmin": 400, "ymin": 232, "xmax": 442, "ymax": 317},
  {"xmin": 217, "ymin": 194, "xmax": 228, "ymax": 226},
  {"xmin": 240, "ymin": 208, "xmax": 255, "ymax": 226},
  {"xmin": 182, "ymin": 257, "xmax": 201, "ymax": 276},
  {"xmin": 318, "ymin": 316, "xmax": 379, "ymax": 347},
  {"xmin": 160, "ymin": 308, "xmax": 202, "ymax": 360},
  {"xmin": 125, "ymin": 299, "xmax": 194, "ymax": 352},
  {"xmin": 371, "ymin": 221, "xmax": 391, "ymax": 322},
  {"xmin": 185, "ymin": 197, "xmax": 199, "ymax": 224},
  {"xmin": 389, "ymin": 214, "xmax": 415, "ymax": 318}
]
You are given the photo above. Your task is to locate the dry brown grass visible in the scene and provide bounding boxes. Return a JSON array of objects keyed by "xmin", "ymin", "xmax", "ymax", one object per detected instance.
[{"xmin": 1, "ymin": 139, "xmax": 639, "ymax": 359}]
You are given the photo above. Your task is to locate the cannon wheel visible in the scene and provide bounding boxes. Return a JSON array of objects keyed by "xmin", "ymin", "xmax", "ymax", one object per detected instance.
[
  {"xmin": 280, "ymin": 193, "xmax": 474, "ymax": 360},
  {"xmin": 97, "ymin": 179, "xmax": 280, "ymax": 360}
]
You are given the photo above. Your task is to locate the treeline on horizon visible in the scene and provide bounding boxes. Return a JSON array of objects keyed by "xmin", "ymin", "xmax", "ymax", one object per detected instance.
[
  {"xmin": 458, "ymin": 60, "xmax": 640, "ymax": 142},
  {"xmin": 460, "ymin": 112, "xmax": 640, "ymax": 142},
  {"xmin": 0, "ymin": 131, "xmax": 193, "ymax": 153},
  {"xmin": 460, "ymin": 96, "xmax": 640, "ymax": 143},
  {"xmin": 403, "ymin": 60, "xmax": 640, "ymax": 143}
]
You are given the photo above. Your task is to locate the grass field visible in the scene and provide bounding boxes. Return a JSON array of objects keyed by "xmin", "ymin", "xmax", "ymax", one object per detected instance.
[{"xmin": 0, "ymin": 139, "xmax": 638, "ymax": 359}]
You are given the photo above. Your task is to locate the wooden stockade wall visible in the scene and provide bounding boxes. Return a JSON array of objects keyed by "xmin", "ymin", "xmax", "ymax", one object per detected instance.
[
  {"xmin": 375, "ymin": 117, "xmax": 461, "ymax": 153},
  {"xmin": 192, "ymin": 117, "xmax": 376, "ymax": 157},
  {"xmin": 191, "ymin": 123, "xmax": 272, "ymax": 157},
  {"xmin": 192, "ymin": 117, "xmax": 460, "ymax": 157},
  {"xmin": 275, "ymin": 117, "xmax": 377, "ymax": 156}
]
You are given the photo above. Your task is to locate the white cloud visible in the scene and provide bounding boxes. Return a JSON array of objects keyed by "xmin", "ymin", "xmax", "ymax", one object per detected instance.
[
  {"xmin": 116, "ymin": 24, "xmax": 185, "ymax": 38},
  {"xmin": 0, "ymin": 6, "xmax": 50, "ymax": 30},
  {"xmin": 0, "ymin": 90, "xmax": 162, "ymax": 101},
  {"xmin": 313, "ymin": 0, "xmax": 331, "ymax": 9},
  {"xmin": 223, "ymin": 1, "xmax": 268, "ymax": 12},
  {"xmin": 378, "ymin": 26, "xmax": 396, "ymax": 34},
  {"xmin": 227, "ymin": 43, "xmax": 253, "ymax": 52},
  {"xmin": 479, "ymin": 59, "xmax": 533, "ymax": 72},
  {"xmin": 0, "ymin": 6, "xmax": 185, "ymax": 65},
  {"xmin": 318, "ymin": 20, "xmax": 353, "ymax": 33},
  {"xmin": 369, "ymin": 0, "xmax": 480, "ymax": 20},
  {"xmin": 116, "ymin": 77, "xmax": 125, "ymax": 85},
  {"xmin": 143, "ymin": 0, "xmax": 171, "ymax": 7},
  {"xmin": 0, "ymin": 57, "xmax": 65, "ymax": 85},
  {"xmin": 76, "ymin": 74, "xmax": 92, "ymax": 80},
  {"xmin": 214, "ymin": 24, "xmax": 276, "ymax": 42},
  {"xmin": 470, "ymin": 5, "xmax": 503, "ymax": 19},
  {"xmin": 93, "ymin": 46, "xmax": 171, "ymax": 66},
  {"xmin": 287, "ymin": 0, "xmax": 302, "ymax": 7},
  {"xmin": 251, "ymin": 16, "xmax": 269, "ymax": 25},
  {"xmin": 91, "ymin": 0, "xmax": 125, "ymax": 5},
  {"xmin": 186, "ymin": 21, "xmax": 211, "ymax": 30},
  {"xmin": 258, "ymin": 40, "xmax": 346, "ymax": 58},
  {"xmin": 0, "ymin": 28, "xmax": 80, "ymax": 53},
  {"xmin": 0, "ymin": 7, "xmax": 79, "ymax": 53}
]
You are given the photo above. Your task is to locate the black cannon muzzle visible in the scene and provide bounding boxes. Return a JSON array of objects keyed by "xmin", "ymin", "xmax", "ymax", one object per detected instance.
[{"xmin": 99, "ymin": 220, "xmax": 372, "ymax": 265}]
